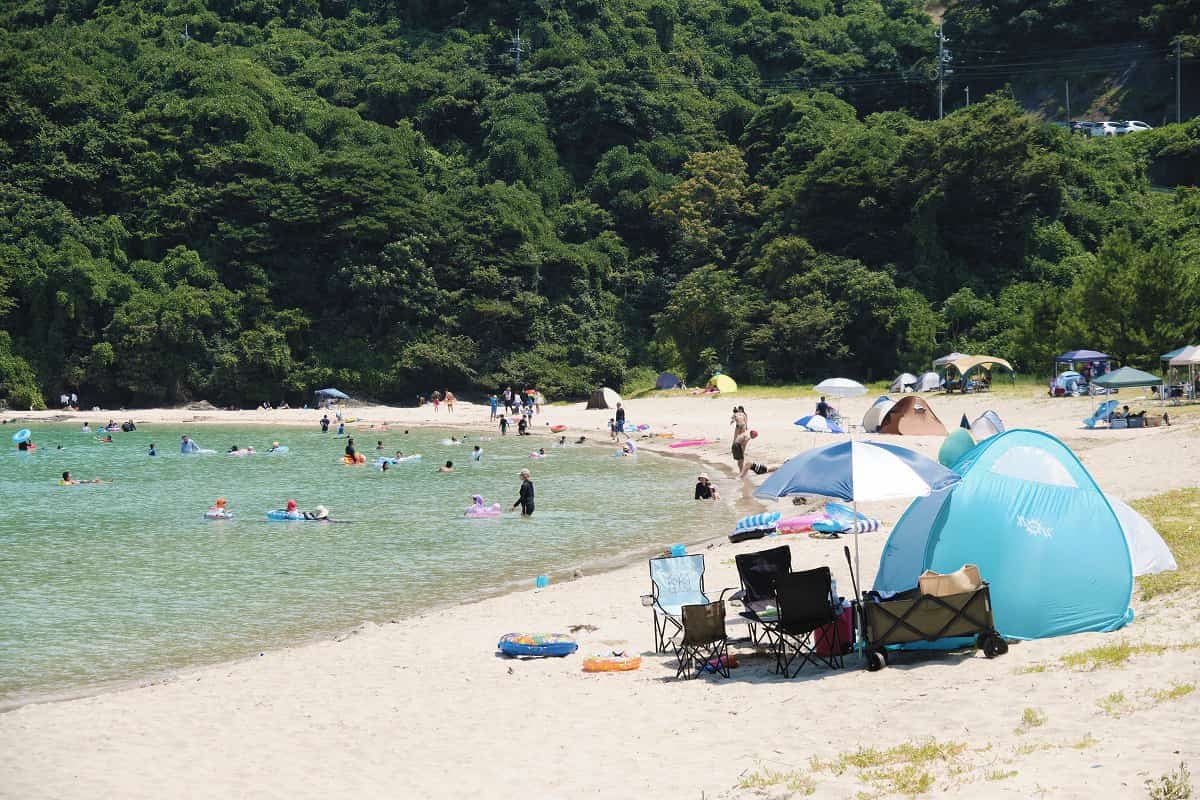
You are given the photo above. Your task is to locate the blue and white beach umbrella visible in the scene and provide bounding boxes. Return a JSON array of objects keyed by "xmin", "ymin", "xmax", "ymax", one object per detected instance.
[
  {"xmin": 754, "ymin": 440, "xmax": 961, "ymax": 590},
  {"xmin": 794, "ymin": 415, "xmax": 844, "ymax": 433}
]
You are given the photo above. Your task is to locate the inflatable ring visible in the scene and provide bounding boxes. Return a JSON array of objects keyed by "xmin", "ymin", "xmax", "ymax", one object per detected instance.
[
  {"xmin": 497, "ymin": 632, "xmax": 578, "ymax": 657},
  {"xmin": 12, "ymin": 428, "xmax": 31, "ymax": 443},
  {"xmin": 582, "ymin": 652, "xmax": 642, "ymax": 672},
  {"xmin": 550, "ymin": 424, "xmax": 567, "ymax": 433}
]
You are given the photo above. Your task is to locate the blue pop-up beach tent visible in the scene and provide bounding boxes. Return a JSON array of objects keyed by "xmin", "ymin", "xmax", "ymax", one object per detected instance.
[{"xmin": 875, "ymin": 429, "xmax": 1133, "ymax": 640}]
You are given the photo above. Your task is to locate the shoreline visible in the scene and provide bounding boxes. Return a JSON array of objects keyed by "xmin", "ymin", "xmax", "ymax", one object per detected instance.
[
  {"xmin": 4, "ymin": 392, "xmax": 1198, "ymax": 799},
  {"xmin": 2, "ymin": 409, "xmax": 757, "ymax": 712}
]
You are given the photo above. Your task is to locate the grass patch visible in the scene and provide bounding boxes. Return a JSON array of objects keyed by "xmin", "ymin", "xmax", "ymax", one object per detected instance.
[
  {"xmin": 1098, "ymin": 691, "xmax": 1132, "ymax": 717},
  {"xmin": 1150, "ymin": 682, "xmax": 1195, "ymax": 704},
  {"xmin": 1015, "ymin": 707, "xmax": 1047, "ymax": 734},
  {"xmin": 986, "ymin": 769, "xmax": 1019, "ymax": 781},
  {"xmin": 1146, "ymin": 762, "xmax": 1193, "ymax": 800},
  {"xmin": 1132, "ymin": 489, "xmax": 1200, "ymax": 600},
  {"xmin": 808, "ymin": 739, "xmax": 966, "ymax": 796},
  {"xmin": 737, "ymin": 766, "xmax": 816, "ymax": 794}
]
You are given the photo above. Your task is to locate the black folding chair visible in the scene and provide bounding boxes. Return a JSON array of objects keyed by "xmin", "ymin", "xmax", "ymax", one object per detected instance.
[
  {"xmin": 732, "ymin": 546, "xmax": 792, "ymax": 646},
  {"xmin": 768, "ymin": 567, "xmax": 843, "ymax": 677},
  {"xmin": 673, "ymin": 601, "xmax": 731, "ymax": 680}
]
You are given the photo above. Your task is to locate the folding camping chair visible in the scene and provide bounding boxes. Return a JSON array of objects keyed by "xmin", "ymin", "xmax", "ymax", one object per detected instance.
[
  {"xmin": 674, "ymin": 601, "xmax": 732, "ymax": 680},
  {"xmin": 732, "ymin": 546, "xmax": 792, "ymax": 646},
  {"xmin": 765, "ymin": 567, "xmax": 844, "ymax": 677},
  {"xmin": 644, "ymin": 554, "xmax": 734, "ymax": 653}
]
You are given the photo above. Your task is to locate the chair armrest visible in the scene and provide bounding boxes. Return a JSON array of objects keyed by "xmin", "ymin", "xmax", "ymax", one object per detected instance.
[
  {"xmin": 717, "ymin": 587, "xmax": 739, "ymax": 601},
  {"xmin": 729, "ymin": 589, "xmax": 746, "ymax": 604}
]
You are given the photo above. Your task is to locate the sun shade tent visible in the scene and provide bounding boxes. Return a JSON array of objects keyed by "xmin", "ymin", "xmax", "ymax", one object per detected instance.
[
  {"xmin": 877, "ymin": 396, "xmax": 947, "ymax": 436},
  {"xmin": 314, "ymin": 388, "xmax": 350, "ymax": 400},
  {"xmin": 970, "ymin": 410, "xmax": 1005, "ymax": 440},
  {"xmin": 586, "ymin": 387, "xmax": 622, "ymax": 409},
  {"xmin": 706, "ymin": 374, "xmax": 738, "ymax": 393},
  {"xmin": 890, "ymin": 373, "xmax": 918, "ymax": 393},
  {"xmin": 946, "ymin": 355, "xmax": 1014, "ymax": 384},
  {"xmin": 655, "ymin": 372, "xmax": 683, "ymax": 390},
  {"xmin": 1104, "ymin": 496, "xmax": 1178, "ymax": 576},
  {"xmin": 1168, "ymin": 345, "xmax": 1200, "ymax": 366},
  {"xmin": 861, "ymin": 396, "xmax": 896, "ymax": 433},
  {"xmin": 1092, "ymin": 367, "xmax": 1163, "ymax": 389},
  {"xmin": 794, "ymin": 414, "xmax": 844, "ymax": 433},
  {"xmin": 1056, "ymin": 349, "xmax": 1110, "ymax": 364},
  {"xmin": 874, "ymin": 429, "xmax": 1134, "ymax": 640},
  {"xmin": 914, "ymin": 372, "xmax": 943, "ymax": 392}
]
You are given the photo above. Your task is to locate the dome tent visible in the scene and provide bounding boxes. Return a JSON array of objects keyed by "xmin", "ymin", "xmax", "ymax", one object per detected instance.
[
  {"xmin": 654, "ymin": 372, "xmax": 683, "ymax": 390},
  {"xmin": 890, "ymin": 373, "xmax": 918, "ymax": 393},
  {"xmin": 706, "ymin": 374, "xmax": 738, "ymax": 393},
  {"xmin": 861, "ymin": 396, "xmax": 896, "ymax": 433},
  {"xmin": 970, "ymin": 410, "xmax": 1005, "ymax": 440},
  {"xmin": 585, "ymin": 387, "xmax": 622, "ymax": 409},
  {"xmin": 877, "ymin": 396, "xmax": 947, "ymax": 436},
  {"xmin": 875, "ymin": 430, "xmax": 1134, "ymax": 640},
  {"xmin": 913, "ymin": 372, "xmax": 943, "ymax": 392}
]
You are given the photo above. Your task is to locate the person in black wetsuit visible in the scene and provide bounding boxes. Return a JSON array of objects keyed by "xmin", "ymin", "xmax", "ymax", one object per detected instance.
[
  {"xmin": 320, "ymin": 414, "xmax": 330, "ymax": 432},
  {"xmin": 513, "ymin": 468, "xmax": 535, "ymax": 516},
  {"xmin": 345, "ymin": 437, "xmax": 357, "ymax": 460}
]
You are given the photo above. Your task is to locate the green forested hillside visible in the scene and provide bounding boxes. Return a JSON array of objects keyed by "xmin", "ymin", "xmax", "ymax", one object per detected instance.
[{"xmin": 1, "ymin": 0, "xmax": 1198, "ymax": 407}]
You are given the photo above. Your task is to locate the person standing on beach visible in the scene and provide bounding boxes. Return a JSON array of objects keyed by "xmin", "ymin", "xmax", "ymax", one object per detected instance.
[
  {"xmin": 502, "ymin": 386, "xmax": 513, "ymax": 414},
  {"xmin": 431, "ymin": 390, "xmax": 441, "ymax": 413},
  {"xmin": 513, "ymin": 468, "xmax": 535, "ymax": 516},
  {"xmin": 445, "ymin": 391, "xmax": 455, "ymax": 414},
  {"xmin": 70, "ymin": 391, "xmax": 78, "ymax": 409},
  {"xmin": 731, "ymin": 406, "xmax": 748, "ymax": 435},
  {"xmin": 489, "ymin": 394, "xmax": 499, "ymax": 420},
  {"xmin": 499, "ymin": 416, "xmax": 509, "ymax": 435},
  {"xmin": 614, "ymin": 403, "xmax": 627, "ymax": 441}
]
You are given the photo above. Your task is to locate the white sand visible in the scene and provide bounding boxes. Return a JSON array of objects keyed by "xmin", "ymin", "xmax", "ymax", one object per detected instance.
[{"xmin": 2, "ymin": 390, "xmax": 1198, "ymax": 798}]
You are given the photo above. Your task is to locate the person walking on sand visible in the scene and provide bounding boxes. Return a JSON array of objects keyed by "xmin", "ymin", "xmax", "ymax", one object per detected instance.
[
  {"xmin": 445, "ymin": 390, "xmax": 455, "ymax": 414},
  {"xmin": 731, "ymin": 405, "xmax": 748, "ymax": 435},
  {"xmin": 513, "ymin": 468, "xmax": 535, "ymax": 516}
]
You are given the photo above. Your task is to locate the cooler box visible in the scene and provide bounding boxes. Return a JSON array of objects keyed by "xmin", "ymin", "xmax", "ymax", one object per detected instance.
[{"xmin": 814, "ymin": 605, "xmax": 853, "ymax": 656}]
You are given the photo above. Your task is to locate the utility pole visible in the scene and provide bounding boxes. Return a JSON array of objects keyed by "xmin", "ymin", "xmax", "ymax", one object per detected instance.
[
  {"xmin": 1065, "ymin": 80, "xmax": 1071, "ymax": 121},
  {"xmin": 965, "ymin": 86, "xmax": 970, "ymax": 106},
  {"xmin": 510, "ymin": 28, "xmax": 523, "ymax": 74},
  {"xmin": 937, "ymin": 23, "xmax": 944, "ymax": 120},
  {"xmin": 1177, "ymin": 40, "xmax": 1183, "ymax": 124}
]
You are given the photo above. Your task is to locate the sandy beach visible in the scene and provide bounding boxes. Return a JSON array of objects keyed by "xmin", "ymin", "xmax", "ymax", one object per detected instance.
[{"xmin": 2, "ymin": 388, "xmax": 1198, "ymax": 798}]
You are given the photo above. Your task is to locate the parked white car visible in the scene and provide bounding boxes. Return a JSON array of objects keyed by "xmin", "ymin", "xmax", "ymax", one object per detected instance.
[
  {"xmin": 1115, "ymin": 120, "xmax": 1153, "ymax": 134},
  {"xmin": 1089, "ymin": 121, "xmax": 1123, "ymax": 137}
]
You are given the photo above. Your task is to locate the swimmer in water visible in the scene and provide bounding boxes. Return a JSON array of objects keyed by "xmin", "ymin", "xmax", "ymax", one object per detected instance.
[
  {"xmin": 438, "ymin": 460, "xmax": 455, "ymax": 473},
  {"xmin": 380, "ymin": 461, "xmax": 389, "ymax": 473},
  {"xmin": 61, "ymin": 470, "xmax": 108, "ymax": 485},
  {"xmin": 148, "ymin": 443, "xmax": 157, "ymax": 456},
  {"xmin": 471, "ymin": 445, "xmax": 482, "ymax": 461},
  {"xmin": 376, "ymin": 440, "xmax": 384, "ymax": 450}
]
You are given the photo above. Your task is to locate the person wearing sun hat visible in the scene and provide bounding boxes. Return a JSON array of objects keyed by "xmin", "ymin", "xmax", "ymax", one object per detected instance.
[
  {"xmin": 694, "ymin": 473, "xmax": 719, "ymax": 501},
  {"xmin": 209, "ymin": 497, "xmax": 228, "ymax": 512},
  {"xmin": 313, "ymin": 504, "xmax": 329, "ymax": 520},
  {"xmin": 513, "ymin": 468, "xmax": 535, "ymax": 516}
]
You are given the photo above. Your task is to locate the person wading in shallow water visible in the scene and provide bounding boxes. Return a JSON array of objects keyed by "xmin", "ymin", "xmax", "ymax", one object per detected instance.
[{"xmin": 513, "ymin": 468, "xmax": 535, "ymax": 516}]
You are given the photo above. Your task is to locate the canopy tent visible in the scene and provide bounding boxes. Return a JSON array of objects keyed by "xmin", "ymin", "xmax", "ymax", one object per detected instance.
[
  {"xmin": 314, "ymin": 388, "xmax": 350, "ymax": 399},
  {"xmin": 1168, "ymin": 345, "xmax": 1200, "ymax": 366},
  {"xmin": 875, "ymin": 430, "xmax": 1134, "ymax": 640},
  {"xmin": 878, "ymin": 395, "xmax": 947, "ymax": 436},
  {"xmin": 1056, "ymin": 349, "xmax": 1110, "ymax": 364},
  {"xmin": 946, "ymin": 355, "xmax": 1013, "ymax": 380},
  {"xmin": 585, "ymin": 387, "xmax": 622, "ymax": 409},
  {"xmin": 932, "ymin": 352, "xmax": 970, "ymax": 368},
  {"xmin": 1160, "ymin": 345, "xmax": 1195, "ymax": 362},
  {"xmin": 1092, "ymin": 366, "xmax": 1163, "ymax": 389},
  {"xmin": 655, "ymin": 372, "xmax": 683, "ymax": 390},
  {"xmin": 889, "ymin": 373, "xmax": 918, "ymax": 393},
  {"xmin": 913, "ymin": 371, "xmax": 943, "ymax": 392},
  {"xmin": 706, "ymin": 374, "xmax": 738, "ymax": 393},
  {"xmin": 861, "ymin": 396, "xmax": 896, "ymax": 433}
]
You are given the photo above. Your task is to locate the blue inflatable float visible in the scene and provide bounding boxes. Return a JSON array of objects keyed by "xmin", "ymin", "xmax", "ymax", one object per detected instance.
[
  {"xmin": 729, "ymin": 511, "xmax": 781, "ymax": 543},
  {"xmin": 497, "ymin": 632, "xmax": 578, "ymax": 657}
]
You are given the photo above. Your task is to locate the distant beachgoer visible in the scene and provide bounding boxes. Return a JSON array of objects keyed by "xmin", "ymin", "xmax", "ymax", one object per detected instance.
[
  {"xmin": 445, "ymin": 391, "xmax": 455, "ymax": 414},
  {"xmin": 608, "ymin": 418, "xmax": 616, "ymax": 441},
  {"xmin": 267, "ymin": 441, "xmax": 283, "ymax": 453},
  {"xmin": 499, "ymin": 417, "xmax": 509, "ymax": 435},
  {"xmin": 517, "ymin": 417, "xmax": 529, "ymax": 435},
  {"xmin": 376, "ymin": 440, "xmax": 384, "ymax": 450},
  {"xmin": 471, "ymin": 445, "xmax": 482, "ymax": 461},
  {"xmin": 815, "ymin": 396, "xmax": 830, "ymax": 418},
  {"xmin": 555, "ymin": 436, "xmax": 567, "ymax": 448},
  {"xmin": 694, "ymin": 473, "xmax": 719, "ymax": 501},
  {"xmin": 81, "ymin": 422, "xmax": 92, "ymax": 433},
  {"xmin": 614, "ymin": 403, "xmax": 627, "ymax": 440},
  {"xmin": 345, "ymin": 438, "xmax": 357, "ymax": 460},
  {"xmin": 439, "ymin": 460, "xmax": 455, "ymax": 473},
  {"xmin": 148, "ymin": 443, "xmax": 157, "ymax": 457},
  {"xmin": 98, "ymin": 434, "xmax": 113, "ymax": 443},
  {"xmin": 513, "ymin": 468, "xmax": 535, "ymax": 516},
  {"xmin": 731, "ymin": 406, "xmax": 748, "ymax": 434},
  {"xmin": 70, "ymin": 392, "xmax": 78, "ymax": 408},
  {"xmin": 575, "ymin": 436, "xmax": 587, "ymax": 444},
  {"xmin": 181, "ymin": 435, "xmax": 199, "ymax": 454},
  {"xmin": 209, "ymin": 498, "xmax": 229, "ymax": 513},
  {"xmin": 337, "ymin": 422, "xmax": 345, "ymax": 436},
  {"xmin": 61, "ymin": 471, "xmax": 107, "ymax": 485},
  {"xmin": 380, "ymin": 461, "xmax": 389, "ymax": 473},
  {"xmin": 320, "ymin": 415, "xmax": 330, "ymax": 432},
  {"xmin": 432, "ymin": 390, "xmax": 441, "ymax": 413},
  {"xmin": 503, "ymin": 387, "xmax": 513, "ymax": 414},
  {"xmin": 489, "ymin": 394, "xmax": 499, "ymax": 420},
  {"xmin": 395, "ymin": 450, "xmax": 405, "ymax": 459},
  {"xmin": 735, "ymin": 430, "xmax": 759, "ymax": 477},
  {"xmin": 60, "ymin": 393, "xmax": 69, "ymax": 409}
]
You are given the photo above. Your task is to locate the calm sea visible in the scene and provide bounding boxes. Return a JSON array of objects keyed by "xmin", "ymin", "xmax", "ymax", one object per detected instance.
[{"xmin": 0, "ymin": 423, "xmax": 740, "ymax": 705}]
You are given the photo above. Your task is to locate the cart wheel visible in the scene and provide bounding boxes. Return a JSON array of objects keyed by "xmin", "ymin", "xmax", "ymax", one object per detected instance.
[
  {"xmin": 866, "ymin": 649, "xmax": 887, "ymax": 672},
  {"xmin": 983, "ymin": 635, "xmax": 1008, "ymax": 658}
]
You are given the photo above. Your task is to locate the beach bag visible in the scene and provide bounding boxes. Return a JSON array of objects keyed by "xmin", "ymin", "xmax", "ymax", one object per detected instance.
[{"xmin": 918, "ymin": 564, "xmax": 982, "ymax": 597}]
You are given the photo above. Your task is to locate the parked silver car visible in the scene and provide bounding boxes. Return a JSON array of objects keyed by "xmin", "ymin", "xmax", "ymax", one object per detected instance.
[{"xmin": 1114, "ymin": 120, "xmax": 1153, "ymax": 134}]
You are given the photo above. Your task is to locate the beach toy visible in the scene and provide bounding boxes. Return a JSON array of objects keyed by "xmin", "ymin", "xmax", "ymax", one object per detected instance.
[
  {"xmin": 777, "ymin": 514, "xmax": 823, "ymax": 534},
  {"xmin": 550, "ymin": 425, "xmax": 567, "ymax": 433},
  {"xmin": 266, "ymin": 445, "xmax": 289, "ymax": 455},
  {"xmin": 655, "ymin": 432, "xmax": 675, "ymax": 438},
  {"xmin": 466, "ymin": 495, "xmax": 502, "ymax": 518},
  {"xmin": 535, "ymin": 575, "xmax": 549, "ymax": 588},
  {"xmin": 670, "ymin": 544, "xmax": 686, "ymax": 557},
  {"xmin": 583, "ymin": 652, "xmax": 642, "ymax": 672},
  {"xmin": 729, "ymin": 511, "xmax": 781, "ymax": 543},
  {"xmin": 341, "ymin": 453, "xmax": 367, "ymax": 465},
  {"xmin": 205, "ymin": 509, "xmax": 234, "ymax": 520},
  {"xmin": 497, "ymin": 632, "xmax": 577, "ymax": 657},
  {"xmin": 12, "ymin": 428, "xmax": 31, "ymax": 443},
  {"xmin": 375, "ymin": 454, "xmax": 422, "ymax": 465},
  {"xmin": 811, "ymin": 502, "xmax": 881, "ymax": 534},
  {"xmin": 669, "ymin": 439, "xmax": 707, "ymax": 448},
  {"xmin": 266, "ymin": 509, "xmax": 305, "ymax": 521}
]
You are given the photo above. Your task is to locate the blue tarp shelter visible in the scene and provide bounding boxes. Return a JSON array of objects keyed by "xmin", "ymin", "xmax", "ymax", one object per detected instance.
[
  {"xmin": 875, "ymin": 429, "xmax": 1133, "ymax": 640},
  {"xmin": 655, "ymin": 372, "xmax": 683, "ymax": 390}
]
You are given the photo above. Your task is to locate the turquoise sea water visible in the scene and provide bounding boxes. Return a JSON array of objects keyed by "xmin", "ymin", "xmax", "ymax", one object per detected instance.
[{"xmin": 0, "ymin": 424, "xmax": 739, "ymax": 705}]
